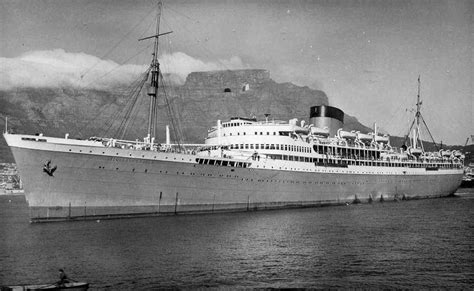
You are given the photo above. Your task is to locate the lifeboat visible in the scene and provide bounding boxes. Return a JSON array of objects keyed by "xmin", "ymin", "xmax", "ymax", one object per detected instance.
[
  {"xmin": 311, "ymin": 127, "xmax": 329, "ymax": 137},
  {"xmin": 289, "ymin": 120, "xmax": 310, "ymax": 134},
  {"xmin": 431, "ymin": 151, "xmax": 441, "ymax": 158},
  {"xmin": 453, "ymin": 150, "xmax": 463, "ymax": 158},
  {"xmin": 409, "ymin": 147, "xmax": 423, "ymax": 156},
  {"xmin": 374, "ymin": 134, "xmax": 389, "ymax": 143},
  {"xmin": 356, "ymin": 132, "xmax": 373, "ymax": 142},
  {"xmin": 440, "ymin": 150, "xmax": 452, "ymax": 157},
  {"xmin": 293, "ymin": 126, "xmax": 310, "ymax": 134},
  {"xmin": 337, "ymin": 129, "xmax": 356, "ymax": 139}
]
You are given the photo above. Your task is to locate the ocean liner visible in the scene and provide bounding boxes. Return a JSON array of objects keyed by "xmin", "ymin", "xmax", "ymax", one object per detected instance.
[{"xmin": 3, "ymin": 3, "xmax": 464, "ymax": 222}]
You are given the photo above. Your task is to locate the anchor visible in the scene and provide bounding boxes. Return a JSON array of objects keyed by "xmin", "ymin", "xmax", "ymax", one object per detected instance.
[{"xmin": 43, "ymin": 160, "xmax": 57, "ymax": 176}]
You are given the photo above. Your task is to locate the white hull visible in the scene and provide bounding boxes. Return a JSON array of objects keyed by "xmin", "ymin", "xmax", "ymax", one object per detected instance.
[{"xmin": 4, "ymin": 133, "xmax": 463, "ymax": 222}]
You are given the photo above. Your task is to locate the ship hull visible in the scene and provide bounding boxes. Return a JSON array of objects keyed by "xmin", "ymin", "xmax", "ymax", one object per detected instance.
[{"xmin": 6, "ymin": 135, "xmax": 463, "ymax": 222}]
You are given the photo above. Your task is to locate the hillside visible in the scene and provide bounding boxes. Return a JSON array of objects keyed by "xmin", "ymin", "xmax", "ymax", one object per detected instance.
[
  {"xmin": 0, "ymin": 69, "xmax": 326, "ymax": 162},
  {"xmin": 0, "ymin": 69, "xmax": 462, "ymax": 163}
]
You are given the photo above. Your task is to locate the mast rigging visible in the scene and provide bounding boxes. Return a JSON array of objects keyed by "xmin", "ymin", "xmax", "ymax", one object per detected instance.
[
  {"xmin": 137, "ymin": 1, "xmax": 174, "ymax": 143},
  {"xmin": 405, "ymin": 75, "xmax": 438, "ymax": 151}
]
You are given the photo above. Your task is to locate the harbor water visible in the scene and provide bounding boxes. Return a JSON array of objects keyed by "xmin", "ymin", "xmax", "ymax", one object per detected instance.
[{"xmin": 1, "ymin": 189, "xmax": 473, "ymax": 289}]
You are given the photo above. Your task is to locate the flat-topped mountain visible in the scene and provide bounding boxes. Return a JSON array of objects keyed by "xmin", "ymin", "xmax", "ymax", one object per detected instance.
[{"xmin": 0, "ymin": 69, "xmax": 371, "ymax": 163}]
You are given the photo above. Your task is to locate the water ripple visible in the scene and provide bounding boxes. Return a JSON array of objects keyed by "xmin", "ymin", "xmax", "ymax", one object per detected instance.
[{"xmin": 0, "ymin": 191, "xmax": 473, "ymax": 289}]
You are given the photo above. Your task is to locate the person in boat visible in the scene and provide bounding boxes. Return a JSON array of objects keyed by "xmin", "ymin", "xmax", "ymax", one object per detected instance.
[{"xmin": 57, "ymin": 269, "xmax": 70, "ymax": 286}]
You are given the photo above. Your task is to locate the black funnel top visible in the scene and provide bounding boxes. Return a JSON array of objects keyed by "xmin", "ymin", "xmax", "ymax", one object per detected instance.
[{"xmin": 310, "ymin": 105, "xmax": 344, "ymax": 123}]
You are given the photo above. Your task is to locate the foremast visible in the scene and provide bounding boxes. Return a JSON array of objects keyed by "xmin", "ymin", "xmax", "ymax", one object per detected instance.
[{"xmin": 138, "ymin": 1, "xmax": 172, "ymax": 145}]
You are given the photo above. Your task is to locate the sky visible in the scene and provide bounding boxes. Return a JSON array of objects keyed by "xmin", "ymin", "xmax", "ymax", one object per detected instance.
[{"xmin": 0, "ymin": 0, "xmax": 472, "ymax": 145}]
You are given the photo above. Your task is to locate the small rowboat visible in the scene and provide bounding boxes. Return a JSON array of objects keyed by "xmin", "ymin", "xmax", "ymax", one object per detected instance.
[{"xmin": 1, "ymin": 282, "xmax": 89, "ymax": 291}]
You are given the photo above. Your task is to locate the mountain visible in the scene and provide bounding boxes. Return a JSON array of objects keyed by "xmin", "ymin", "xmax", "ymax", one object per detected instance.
[{"xmin": 0, "ymin": 69, "xmax": 453, "ymax": 163}]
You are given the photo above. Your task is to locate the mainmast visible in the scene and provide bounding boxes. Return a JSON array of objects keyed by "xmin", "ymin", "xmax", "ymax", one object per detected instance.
[
  {"xmin": 138, "ymin": 1, "xmax": 172, "ymax": 143},
  {"xmin": 405, "ymin": 75, "xmax": 438, "ymax": 152},
  {"xmin": 414, "ymin": 75, "xmax": 423, "ymax": 151}
]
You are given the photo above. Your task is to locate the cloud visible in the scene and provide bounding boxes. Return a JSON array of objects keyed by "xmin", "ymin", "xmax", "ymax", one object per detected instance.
[
  {"xmin": 0, "ymin": 49, "xmax": 146, "ymax": 90},
  {"xmin": 0, "ymin": 49, "xmax": 247, "ymax": 90}
]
